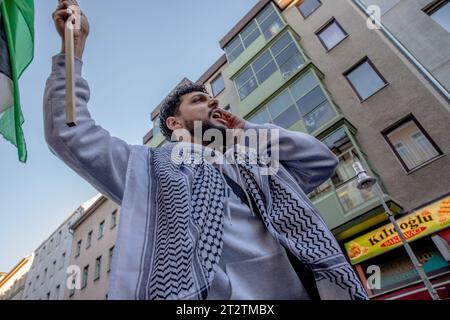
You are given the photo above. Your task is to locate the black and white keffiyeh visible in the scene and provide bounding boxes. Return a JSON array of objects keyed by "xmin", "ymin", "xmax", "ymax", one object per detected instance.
[{"xmin": 133, "ymin": 144, "xmax": 368, "ymax": 300}]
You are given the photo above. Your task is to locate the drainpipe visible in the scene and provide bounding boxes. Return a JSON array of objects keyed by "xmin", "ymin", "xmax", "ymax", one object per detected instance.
[{"xmin": 351, "ymin": 0, "xmax": 450, "ymax": 103}]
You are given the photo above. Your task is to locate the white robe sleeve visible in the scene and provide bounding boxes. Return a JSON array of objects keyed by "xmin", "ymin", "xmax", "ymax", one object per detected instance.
[
  {"xmin": 244, "ymin": 122, "xmax": 338, "ymax": 194},
  {"xmin": 43, "ymin": 54, "xmax": 132, "ymax": 204}
]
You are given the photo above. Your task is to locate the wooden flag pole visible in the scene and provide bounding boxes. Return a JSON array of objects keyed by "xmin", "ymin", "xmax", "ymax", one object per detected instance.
[{"xmin": 65, "ymin": 8, "xmax": 77, "ymax": 127}]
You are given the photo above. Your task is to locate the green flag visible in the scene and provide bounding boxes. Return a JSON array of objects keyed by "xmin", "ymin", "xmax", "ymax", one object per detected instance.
[{"xmin": 0, "ymin": 0, "xmax": 34, "ymax": 163}]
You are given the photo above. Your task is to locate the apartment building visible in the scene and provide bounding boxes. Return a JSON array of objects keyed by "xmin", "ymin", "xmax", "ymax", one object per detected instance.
[
  {"xmin": 0, "ymin": 255, "xmax": 33, "ymax": 300},
  {"xmin": 22, "ymin": 195, "xmax": 99, "ymax": 300},
  {"xmin": 65, "ymin": 196, "xmax": 120, "ymax": 300},
  {"xmin": 143, "ymin": 0, "xmax": 450, "ymax": 299}
]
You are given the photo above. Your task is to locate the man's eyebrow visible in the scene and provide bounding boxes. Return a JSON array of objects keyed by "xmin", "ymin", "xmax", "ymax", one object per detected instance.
[{"xmin": 190, "ymin": 93, "xmax": 211, "ymax": 100}]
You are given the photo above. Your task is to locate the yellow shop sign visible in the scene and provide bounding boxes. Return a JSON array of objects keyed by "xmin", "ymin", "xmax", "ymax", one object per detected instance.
[{"xmin": 345, "ymin": 196, "xmax": 450, "ymax": 264}]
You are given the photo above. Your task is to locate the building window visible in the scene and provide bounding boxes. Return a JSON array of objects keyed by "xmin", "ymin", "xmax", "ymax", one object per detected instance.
[
  {"xmin": 309, "ymin": 128, "xmax": 376, "ymax": 211},
  {"xmin": 427, "ymin": 0, "xmax": 450, "ymax": 33},
  {"xmin": 94, "ymin": 256, "xmax": 102, "ymax": 281},
  {"xmin": 344, "ymin": 58, "xmax": 387, "ymax": 101},
  {"xmin": 56, "ymin": 230, "xmax": 62, "ymax": 245},
  {"xmin": 86, "ymin": 231, "xmax": 93, "ymax": 249},
  {"xmin": 316, "ymin": 18, "xmax": 348, "ymax": 51},
  {"xmin": 234, "ymin": 31, "xmax": 305, "ymax": 100},
  {"xmin": 211, "ymin": 74, "xmax": 225, "ymax": 97},
  {"xmin": 76, "ymin": 240, "xmax": 82, "ymax": 257},
  {"xmin": 255, "ymin": 4, "xmax": 284, "ymax": 40},
  {"xmin": 51, "ymin": 260, "xmax": 57, "ymax": 277},
  {"xmin": 382, "ymin": 115, "xmax": 443, "ymax": 172},
  {"xmin": 241, "ymin": 20, "xmax": 260, "ymax": 48},
  {"xmin": 225, "ymin": 37, "xmax": 245, "ymax": 64},
  {"xmin": 60, "ymin": 252, "xmax": 66, "ymax": 270},
  {"xmin": 82, "ymin": 265, "xmax": 89, "ymax": 289},
  {"xmin": 297, "ymin": 0, "xmax": 322, "ymax": 18},
  {"xmin": 153, "ymin": 116, "xmax": 161, "ymax": 137},
  {"xmin": 35, "ymin": 275, "xmax": 39, "ymax": 290},
  {"xmin": 46, "ymin": 292, "xmax": 51, "ymax": 300},
  {"xmin": 111, "ymin": 210, "xmax": 117, "ymax": 229},
  {"xmin": 98, "ymin": 221, "xmax": 105, "ymax": 239},
  {"xmin": 55, "ymin": 285, "xmax": 60, "ymax": 299},
  {"xmin": 253, "ymin": 51, "xmax": 278, "ymax": 84},
  {"xmin": 224, "ymin": 3, "xmax": 284, "ymax": 63},
  {"xmin": 108, "ymin": 246, "xmax": 114, "ymax": 273},
  {"xmin": 248, "ymin": 70, "xmax": 336, "ymax": 133},
  {"xmin": 69, "ymin": 273, "xmax": 77, "ymax": 297},
  {"xmin": 235, "ymin": 67, "xmax": 258, "ymax": 100},
  {"xmin": 43, "ymin": 268, "xmax": 47, "ymax": 284},
  {"xmin": 271, "ymin": 32, "xmax": 305, "ymax": 79}
]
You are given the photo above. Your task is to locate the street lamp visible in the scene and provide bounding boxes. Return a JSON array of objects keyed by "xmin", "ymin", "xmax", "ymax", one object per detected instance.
[{"xmin": 351, "ymin": 157, "xmax": 441, "ymax": 300}]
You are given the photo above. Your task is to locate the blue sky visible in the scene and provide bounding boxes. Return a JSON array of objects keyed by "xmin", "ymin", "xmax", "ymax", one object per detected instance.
[{"xmin": 0, "ymin": 0, "xmax": 258, "ymax": 272}]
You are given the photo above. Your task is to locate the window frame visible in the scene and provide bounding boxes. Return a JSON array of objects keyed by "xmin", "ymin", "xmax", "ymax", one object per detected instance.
[
  {"xmin": 111, "ymin": 210, "xmax": 117, "ymax": 229},
  {"xmin": 108, "ymin": 246, "xmax": 115, "ymax": 273},
  {"xmin": 86, "ymin": 230, "xmax": 93, "ymax": 249},
  {"xmin": 224, "ymin": 3, "xmax": 285, "ymax": 63},
  {"xmin": 82, "ymin": 265, "xmax": 89, "ymax": 289},
  {"xmin": 211, "ymin": 73, "xmax": 225, "ymax": 97},
  {"xmin": 234, "ymin": 30, "xmax": 307, "ymax": 101},
  {"xmin": 247, "ymin": 69, "xmax": 337, "ymax": 134},
  {"xmin": 343, "ymin": 57, "xmax": 388, "ymax": 102},
  {"xmin": 94, "ymin": 256, "xmax": 102, "ymax": 281},
  {"xmin": 315, "ymin": 18, "xmax": 349, "ymax": 52},
  {"xmin": 381, "ymin": 114, "xmax": 444, "ymax": 173},
  {"xmin": 297, "ymin": 0, "xmax": 322, "ymax": 19},
  {"xmin": 98, "ymin": 220, "xmax": 105, "ymax": 239},
  {"xmin": 76, "ymin": 240, "xmax": 82, "ymax": 257},
  {"xmin": 427, "ymin": 0, "xmax": 450, "ymax": 33}
]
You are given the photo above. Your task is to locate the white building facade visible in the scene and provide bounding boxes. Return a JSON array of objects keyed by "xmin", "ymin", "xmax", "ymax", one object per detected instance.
[{"xmin": 23, "ymin": 195, "xmax": 100, "ymax": 300}]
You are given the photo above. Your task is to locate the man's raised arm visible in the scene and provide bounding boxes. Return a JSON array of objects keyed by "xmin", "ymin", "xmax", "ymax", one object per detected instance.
[{"xmin": 44, "ymin": 0, "xmax": 131, "ymax": 204}]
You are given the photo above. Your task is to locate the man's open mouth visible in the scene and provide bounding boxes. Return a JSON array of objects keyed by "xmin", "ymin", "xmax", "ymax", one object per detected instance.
[{"xmin": 211, "ymin": 109, "xmax": 228, "ymax": 126}]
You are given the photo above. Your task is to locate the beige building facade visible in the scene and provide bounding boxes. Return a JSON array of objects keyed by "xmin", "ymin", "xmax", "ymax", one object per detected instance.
[
  {"xmin": 0, "ymin": 255, "xmax": 33, "ymax": 300},
  {"xmin": 65, "ymin": 196, "xmax": 120, "ymax": 300}
]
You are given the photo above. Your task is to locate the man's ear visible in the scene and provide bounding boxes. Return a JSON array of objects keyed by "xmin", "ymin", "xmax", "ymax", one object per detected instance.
[{"xmin": 166, "ymin": 116, "xmax": 183, "ymax": 131}]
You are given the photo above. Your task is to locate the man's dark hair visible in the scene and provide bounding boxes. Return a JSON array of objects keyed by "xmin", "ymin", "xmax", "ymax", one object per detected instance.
[{"xmin": 159, "ymin": 83, "xmax": 208, "ymax": 140}]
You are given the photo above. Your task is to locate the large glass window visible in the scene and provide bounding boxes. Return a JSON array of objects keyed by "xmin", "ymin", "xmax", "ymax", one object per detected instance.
[
  {"xmin": 271, "ymin": 32, "xmax": 305, "ymax": 79},
  {"xmin": 241, "ymin": 20, "xmax": 260, "ymax": 48},
  {"xmin": 224, "ymin": 4, "xmax": 285, "ymax": 63},
  {"xmin": 225, "ymin": 37, "xmax": 245, "ymax": 64},
  {"xmin": 236, "ymin": 67, "xmax": 258, "ymax": 100},
  {"xmin": 383, "ymin": 116, "xmax": 442, "ymax": 172},
  {"xmin": 344, "ymin": 58, "xmax": 387, "ymax": 101},
  {"xmin": 309, "ymin": 128, "xmax": 376, "ymax": 211},
  {"xmin": 248, "ymin": 71, "xmax": 336, "ymax": 133},
  {"xmin": 290, "ymin": 72, "xmax": 336, "ymax": 133},
  {"xmin": 256, "ymin": 4, "xmax": 284, "ymax": 40},
  {"xmin": 234, "ymin": 32, "xmax": 305, "ymax": 100},
  {"xmin": 429, "ymin": 0, "xmax": 450, "ymax": 33},
  {"xmin": 253, "ymin": 51, "xmax": 278, "ymax": 84}
]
